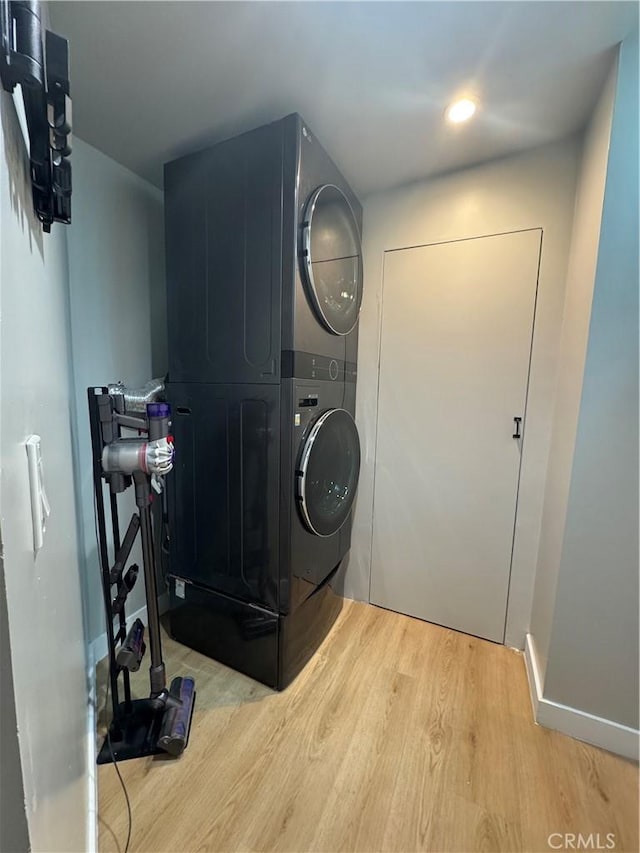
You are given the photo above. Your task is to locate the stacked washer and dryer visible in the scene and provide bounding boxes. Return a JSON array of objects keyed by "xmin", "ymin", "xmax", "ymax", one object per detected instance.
[{"xmin": 164, "ymin": 114, "xmax": 363, "ymax": 689}]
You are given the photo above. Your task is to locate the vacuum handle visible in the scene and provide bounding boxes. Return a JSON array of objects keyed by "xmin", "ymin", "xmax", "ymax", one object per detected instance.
[{"xmin": 116, "ymin": 618, "xmax": 146, "ymax": 672}]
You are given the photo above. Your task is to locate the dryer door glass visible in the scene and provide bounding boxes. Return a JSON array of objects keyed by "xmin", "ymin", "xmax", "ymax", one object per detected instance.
[
  {"xmin": 302, "ymin": 184, "xmax": 363, "ymax": 335},
  {"xmin": 298, "ymin": 408, "xmax": 361, "ymax": 537}
]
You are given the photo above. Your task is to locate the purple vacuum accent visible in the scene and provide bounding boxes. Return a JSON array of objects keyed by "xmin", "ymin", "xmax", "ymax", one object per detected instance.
[
  {"xmin": 147, "ymin": 402, "xmax": 171, "ymax": 418},
  {"xmin": 147, "ymin": 402, "xmax": 171, "ymax": 441}
]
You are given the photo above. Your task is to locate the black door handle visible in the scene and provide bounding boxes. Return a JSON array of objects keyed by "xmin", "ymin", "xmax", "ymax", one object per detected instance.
[{"xmin": 513, "ymin": 417, "xmax": 522, "ymax": 439}]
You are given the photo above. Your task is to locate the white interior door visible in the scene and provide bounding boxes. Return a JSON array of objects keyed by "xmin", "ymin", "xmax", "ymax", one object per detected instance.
[{"xmin": 370, "ymin": 229, "xmax": 541, "ymax": 642}]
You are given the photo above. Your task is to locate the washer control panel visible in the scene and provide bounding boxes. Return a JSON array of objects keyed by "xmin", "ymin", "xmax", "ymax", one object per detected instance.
[{"xmin": 294, "ymin": 386, "xmax": 321, "ymax": 432}]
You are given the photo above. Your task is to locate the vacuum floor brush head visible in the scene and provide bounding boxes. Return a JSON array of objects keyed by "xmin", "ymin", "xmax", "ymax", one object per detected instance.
[{"xmin": 157, "ymin": 676, "xmax": 196, "ymax": 757}]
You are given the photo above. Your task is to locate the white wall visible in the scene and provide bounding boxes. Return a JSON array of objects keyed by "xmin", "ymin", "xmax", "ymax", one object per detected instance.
[
  {"xmin": 529, "ymin": 62, "xmax": 618, "ymax": 685},
  {"xmin": 0, "ymin": 94, "xmax": 88, "ymax": 852},
  {"xmin": 67, "ymin": 138, "xmax": 166, "ymax": 649},
  {"xmin": 535, "ymin": 30, "xmax": 638, "ymax": 733},
  {"xmin": 349, "ymin": 137, "xmax": 580, "ymax": 648}
]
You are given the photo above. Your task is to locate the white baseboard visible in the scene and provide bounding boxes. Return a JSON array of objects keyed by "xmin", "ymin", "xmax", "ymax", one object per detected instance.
[
  {"xmin": 86, "ymin": 644, "xmax": 98, "ymax": 853},
  {"xmin": 89, "ymin": 592, "xmax": 170, "ymax": 665},
  {"xmin": 524, "ymin": 633, "xmax": 639, "ymax": 761}
]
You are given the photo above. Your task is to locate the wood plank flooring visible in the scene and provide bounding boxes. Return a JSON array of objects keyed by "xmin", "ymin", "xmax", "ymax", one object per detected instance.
[{"xmin": 97, "ymin": 601, "xmax": 638, "ymax": 853}]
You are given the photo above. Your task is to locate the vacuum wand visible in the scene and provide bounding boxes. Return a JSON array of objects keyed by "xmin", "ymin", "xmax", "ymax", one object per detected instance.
[
  {"xmin": 102, "ymin": 402, "xmax": 173, "ymax": 694},
  {"xmin": 137, "ymin": 403, "xmax": 171, "ymax": 696}
]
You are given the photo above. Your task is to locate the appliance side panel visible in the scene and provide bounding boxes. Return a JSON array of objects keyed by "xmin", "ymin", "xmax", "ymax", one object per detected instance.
[
  {"xmin": 167, "ymin": 383, "xmax": 281, "ymax": 611},
  {"xmin": 165, "ymin": 122, "xmax": 284, "ymax": 383},
  {"xmin": 165, "ymin": 151, "xmax": 209, "ymax": 382}
]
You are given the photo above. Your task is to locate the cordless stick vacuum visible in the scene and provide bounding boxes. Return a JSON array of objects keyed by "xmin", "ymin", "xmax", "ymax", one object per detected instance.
[{"xmin": 88, "ymin": 380, "xmax": 196, "ymax": 762}]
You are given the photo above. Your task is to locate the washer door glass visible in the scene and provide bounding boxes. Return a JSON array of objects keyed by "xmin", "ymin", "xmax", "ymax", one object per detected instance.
[
  {"xmin": 298, "ymin": 408, "xmax": 361, "ymax": 537},
  {"xmin": 302, "ymin": 184, "xmax": 363, "ymax": 336}
]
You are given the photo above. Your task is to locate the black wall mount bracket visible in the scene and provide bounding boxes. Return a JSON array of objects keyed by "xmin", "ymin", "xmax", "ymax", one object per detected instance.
[{"xmin": 0, "ymin": 0, "xmax": 72, "ymax": 231}]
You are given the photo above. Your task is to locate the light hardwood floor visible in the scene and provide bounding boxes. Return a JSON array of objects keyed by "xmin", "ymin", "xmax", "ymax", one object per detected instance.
[{"xmin": 97, "ymin": 600, "xmax": 638, "ymax": 853}]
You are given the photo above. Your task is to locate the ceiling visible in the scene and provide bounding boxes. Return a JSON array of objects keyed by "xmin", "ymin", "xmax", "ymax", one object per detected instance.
[{"xmin": 50, "ymin": 1, "xmax": 637, "ymax": 197}]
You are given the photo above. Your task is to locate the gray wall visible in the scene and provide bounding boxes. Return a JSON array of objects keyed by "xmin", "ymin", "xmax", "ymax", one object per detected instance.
[
  {"xmin": 529, "ymin": 59, "xmax": 618, "ymax": 687},
  {"xmin": 0, "ymin": 93, "xmax": 88, "ymax": 852},
  {"xmin": 0, "ymin": 552, "xmax": 30, "ymax": 853},
  {"xmin": 0, "ymin": 87, "xmax": 28, "ymax": 853},
  {"xmin": 66, "ymin": 138, "xmax": 166, "ymax": 647},
  {"xmin": 0, "ymin": 121, "xmax": 165, "ymax": 850},
  {"xmin": 542, "ymin": 30, "xmax": 639, "ymax": 730},
  {"xmin": 350, "ymin": 137, "xmax": 580, "ymax": 648}
]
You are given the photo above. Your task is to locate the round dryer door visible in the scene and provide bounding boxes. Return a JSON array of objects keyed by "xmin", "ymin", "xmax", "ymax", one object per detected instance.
[
  {"xmin": 297, "ymin": 408, "xmax": 361, "ymax": 537},
  {"xmin": 301, "ymin": 184, "xmax": 363, "ymax": 335}
]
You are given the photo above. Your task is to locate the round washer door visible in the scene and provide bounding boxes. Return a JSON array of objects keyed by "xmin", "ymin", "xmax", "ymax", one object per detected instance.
[
  {"xmin": 297, "ymin": 408, "xmax": 361, "ymax": 537},
  {"xmin": 301, "ymin": 184, "xmax": 363, "ymax": 336}
]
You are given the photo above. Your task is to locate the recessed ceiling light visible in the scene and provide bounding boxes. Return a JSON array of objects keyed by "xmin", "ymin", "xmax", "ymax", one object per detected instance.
[{"xmin": 446, "ymin": 98, "xmax": 477, "ymax": 124}]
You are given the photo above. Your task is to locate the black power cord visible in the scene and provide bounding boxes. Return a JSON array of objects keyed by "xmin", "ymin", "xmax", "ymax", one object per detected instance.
[{"xmin": 104, "ymin": 676, "xmax": 133, "ymax": 853}]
